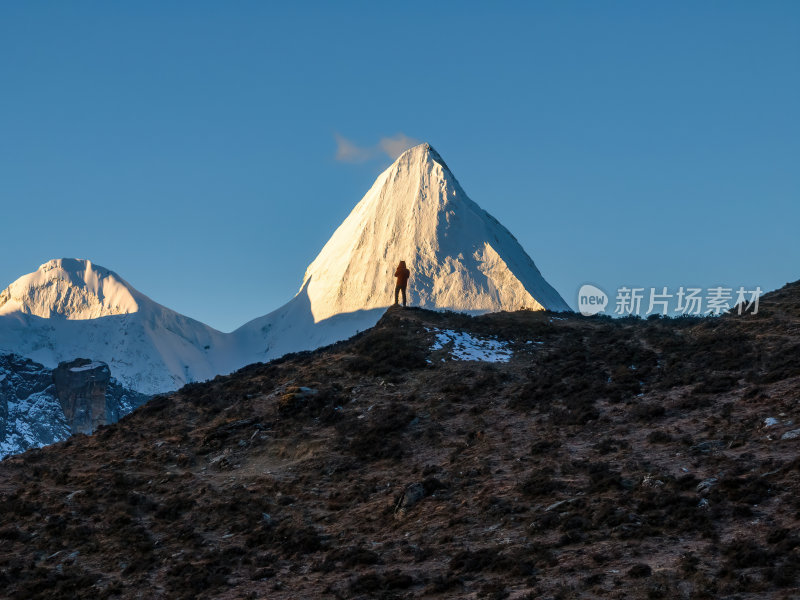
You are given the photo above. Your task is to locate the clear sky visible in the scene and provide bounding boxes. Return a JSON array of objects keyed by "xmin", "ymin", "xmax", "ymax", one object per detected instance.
[{"xmin": 1, "ymin": 2, "xmax": 798, "ymax": 331}]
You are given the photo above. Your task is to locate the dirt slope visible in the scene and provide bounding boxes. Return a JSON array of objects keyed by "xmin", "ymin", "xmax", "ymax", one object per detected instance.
[{"xmin": 1, "ymin": 280, "xmax": 800, "ymax": 599}]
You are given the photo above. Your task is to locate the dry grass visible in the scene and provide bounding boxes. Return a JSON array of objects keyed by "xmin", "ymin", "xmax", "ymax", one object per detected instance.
[{"xmin": 0, "ymin": 280, "xmax": 799, "ymax": 598}]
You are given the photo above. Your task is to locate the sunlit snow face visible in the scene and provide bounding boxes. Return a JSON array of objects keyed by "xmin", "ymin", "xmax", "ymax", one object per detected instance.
[
  {"xmin": 0, "ymin": 259, "xmax": 139, "ymax": 320},
  {"xmin": 300, "ymin": 144, "xmax": 566, "ymax": 322}
]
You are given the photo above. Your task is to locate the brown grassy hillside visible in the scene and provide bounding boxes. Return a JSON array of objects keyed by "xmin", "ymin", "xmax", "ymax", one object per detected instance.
[{"xmin": 1, "ymin": 280, "xmax": 799, "ymax": 599}]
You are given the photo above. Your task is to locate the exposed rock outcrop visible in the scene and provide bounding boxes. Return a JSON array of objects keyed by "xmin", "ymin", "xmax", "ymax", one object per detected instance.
[
  {"xmin": 0, "ymin": 354, "xmax": 148, "ymax": 459},
  {"xmin": 52, "ymin": 359, "xmax": 111, "ymax": 434}
]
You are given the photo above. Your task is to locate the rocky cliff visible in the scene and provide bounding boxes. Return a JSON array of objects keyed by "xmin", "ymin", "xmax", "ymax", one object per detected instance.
[
  {"xmin": 0, "ymin": 355, "xmax": 148, "ymax": 459},
  {"xmin": 52, "ymin": 359, "xmax": 113, "ymax": 435}
]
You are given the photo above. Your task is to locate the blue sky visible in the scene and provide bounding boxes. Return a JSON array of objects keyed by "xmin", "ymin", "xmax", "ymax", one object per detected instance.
[{"xmin": 1, "ymin": 2, "xmax": 798, "ymax": 331}]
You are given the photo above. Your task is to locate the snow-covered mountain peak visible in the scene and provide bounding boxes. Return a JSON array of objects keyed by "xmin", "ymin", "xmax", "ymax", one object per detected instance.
[
  {"xmin": 298, "ymin": 143, "xmax": 570, "ymax": 323},
  {"xmin": 393, "ymin": 141, "xmax": 442, "ymax": 166},
  {"xmin": 376, "ymin": 142, "xmax": 452, "ymax": 202},
  {"xmin": 0, "ymin": 258, "xmax": 141, "ymax": 320},
  {"xmin": 0, "ymin": 258, "xmax": 239, "ymax": 394}
]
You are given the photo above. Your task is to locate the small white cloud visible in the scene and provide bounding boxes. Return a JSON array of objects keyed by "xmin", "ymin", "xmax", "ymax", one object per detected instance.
[
  {"xmin": 334, "ymin": 132, "xmax": 422, "ymax": 163},
  {"xmin": 334, "ymin": 133, "xmax": 377, "ymax": 163},
  {"xmin": 378, "ymin": 133, "xmax": 422, "ymax": 160}
]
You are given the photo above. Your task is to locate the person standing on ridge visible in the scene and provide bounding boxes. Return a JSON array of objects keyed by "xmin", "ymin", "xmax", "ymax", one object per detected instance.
[{"xmin": 394, "ymin": 261, "xmax": 410, "ymax": 307}]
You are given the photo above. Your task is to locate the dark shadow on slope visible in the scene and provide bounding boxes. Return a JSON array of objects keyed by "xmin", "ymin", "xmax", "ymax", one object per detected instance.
[{"xmin": 232, "ymin": 276, "xmax": 388, "ymax": 365}]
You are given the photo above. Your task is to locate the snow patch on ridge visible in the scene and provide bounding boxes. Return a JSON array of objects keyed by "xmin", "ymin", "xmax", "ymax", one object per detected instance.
[
  {"xmin": 429, "ymin": 328, "xmax": 512, "ymax": 363},
  {"xmin": 69, "ymin": 361, "xmax": 107, "ymax": 372}
]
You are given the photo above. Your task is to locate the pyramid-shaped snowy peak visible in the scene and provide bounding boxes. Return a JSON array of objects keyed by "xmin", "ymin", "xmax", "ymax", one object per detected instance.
[{"xmin": 300, "ymin": 143, "xmax": 570, "ymax": 321}]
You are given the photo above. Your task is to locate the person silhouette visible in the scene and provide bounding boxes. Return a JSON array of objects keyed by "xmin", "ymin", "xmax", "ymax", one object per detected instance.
[{"xmin": 394, "ymin": 261, "xmax": 410, "ymax": 307}]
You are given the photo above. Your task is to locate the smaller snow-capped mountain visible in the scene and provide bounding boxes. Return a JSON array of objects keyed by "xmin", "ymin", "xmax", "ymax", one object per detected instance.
[
  {"xmin": 0, "ymin": 354, "xmax": 147, "ymax": 459},
  {"xmin": 0, "ymin": 259, "xmax": 238, "ymax": 394}
]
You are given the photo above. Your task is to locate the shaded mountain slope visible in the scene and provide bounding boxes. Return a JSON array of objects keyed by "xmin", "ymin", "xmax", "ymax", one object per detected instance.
[{"xmin": 1, "ymin": 280, "xmax": 799, "ymax": 599}]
